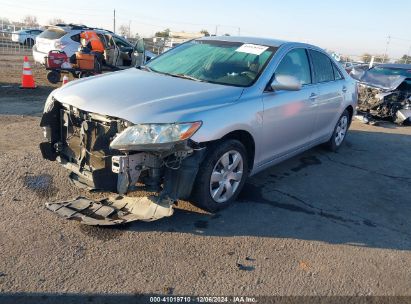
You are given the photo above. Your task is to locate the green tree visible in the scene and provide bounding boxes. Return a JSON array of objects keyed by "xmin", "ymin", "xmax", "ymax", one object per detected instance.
[
  {"xmin": 361, "ymin": 53, "xmax": 372, "ymax": 63},
  {"xmin": 155, "ymin": 28, "xmax": 170, "ymax": 38},
  {"xmin": 396, "ymin": 54, "xmax": 411, "ymax": 64},
  {"xmin": 200, "ymin": 29, "xmax": 210, "ymax": 37}
]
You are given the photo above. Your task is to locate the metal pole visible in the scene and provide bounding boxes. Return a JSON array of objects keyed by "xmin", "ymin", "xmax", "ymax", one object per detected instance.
[
  {"xmin": 113, "ymin": 9, "xmax": 116, "ymax": 33},
  {"xmin": 383, "ymin": 35, "xmax": 391, "ymax": 63},
  {"xmin": 238, "ymin": 27, "xmax": 241, "ymax": 36},
  {"xmin": 215, "ymin": 25, "xmax": 218, "ymax": 36}
]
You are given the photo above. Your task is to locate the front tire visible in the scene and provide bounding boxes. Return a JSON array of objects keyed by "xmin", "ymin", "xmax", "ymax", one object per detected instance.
[
  {"xmin": 325, "ymin": 109, "xmax": 350, "ymax": 152},
  {"xmin": 191, "ymin": 140, "xmax": 249, "ymax": 212}
]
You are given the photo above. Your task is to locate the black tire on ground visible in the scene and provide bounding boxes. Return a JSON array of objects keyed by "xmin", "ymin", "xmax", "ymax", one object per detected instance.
[
  {"xmin": 191, "ymin": 139, "xmax": 249, "ymax": 212},
  {"xmin": 325, "ymin": 109, "xmax": 351, "ymax": 152},
  {"xmin": 24, "ymin": 38, "xmax": 34, "ymax": 47},
  {"xmin": 71, "ymin": 71, "xmax": 81, "ymax": 78},
  {"xmin": 46, "ymin": 70, "xmax": 61, "ymax": 84},
  {"xmin": 94, "ymin": 57, "xmax": 102, "ymax": 73}
]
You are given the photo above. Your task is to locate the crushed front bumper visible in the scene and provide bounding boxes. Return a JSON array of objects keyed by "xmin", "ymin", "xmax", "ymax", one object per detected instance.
[
  {"xmin": 40, "ymin": 99, "xmax": 206, "ymax": 225},
  {"xmin": 46, "ymin": 196, "xmax": 174, "ymax": 226}
]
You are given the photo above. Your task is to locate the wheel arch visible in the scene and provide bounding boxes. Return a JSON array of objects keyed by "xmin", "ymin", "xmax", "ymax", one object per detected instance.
[{"xmin": 220, "ymin": 130, "xmax": 256, "ymax": 172}]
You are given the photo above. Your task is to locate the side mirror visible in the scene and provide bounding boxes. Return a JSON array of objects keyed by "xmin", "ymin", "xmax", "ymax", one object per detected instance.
[{"xmin": 270, "ymin": 75, "xmax": 302, "ymax": 91}]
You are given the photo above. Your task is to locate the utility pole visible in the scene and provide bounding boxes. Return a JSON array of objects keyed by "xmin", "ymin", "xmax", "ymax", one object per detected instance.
[
  {"xmin": 113, "ymin": 9, "xmax": 116, "ymax": 33},
  {"xmin": 215, "ymin": 25, "xmax": 219, "ymax": 36},
  {"xmin": 238, "ymin": 27, "xmax": 241, "ymax": 36},
  {"xmin": 383, "ymin": 35, "xmax": 391, "ymax": 63}
]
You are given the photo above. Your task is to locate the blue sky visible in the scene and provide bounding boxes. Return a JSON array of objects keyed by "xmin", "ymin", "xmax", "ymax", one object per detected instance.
[{"xmin": 1, "ymin": 0, "xmax": 411, "ymax": 59}]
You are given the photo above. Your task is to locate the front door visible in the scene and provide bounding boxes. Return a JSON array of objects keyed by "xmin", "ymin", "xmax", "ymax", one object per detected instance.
[{"xmin": 261, "ymin": 48, "xmax": 318, "ymax": 163}]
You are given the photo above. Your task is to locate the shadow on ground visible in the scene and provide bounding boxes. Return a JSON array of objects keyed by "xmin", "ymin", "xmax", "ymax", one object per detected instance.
[{"xmin": 79, "ymin": 128, "xmax": 411, "ymax": 251}]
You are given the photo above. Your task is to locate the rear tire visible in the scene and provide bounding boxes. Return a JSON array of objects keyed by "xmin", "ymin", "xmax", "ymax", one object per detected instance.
[
  {"xmin": 24, "ymin": 38, "xmax": 34, "ymax": 47},
  {"xmin": 325, "ymin": 109, "xmax": 350, "ymax": 152},
  {"xmin": 47, "ymin": 70, "xmax": 61, "ymax": 84},
  {"xmin": 191, "ymin": 140, "xmax": 249, "ymax": 212}
]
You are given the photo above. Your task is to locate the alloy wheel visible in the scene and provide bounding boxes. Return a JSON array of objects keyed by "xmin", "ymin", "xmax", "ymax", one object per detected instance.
[
  {"xmin": 335, "ymin": 115, "xmax": 348, "ymax": 146},
  {"xmin": 209, "ymin": 150, "xmax": 244, "ymax": 204}
]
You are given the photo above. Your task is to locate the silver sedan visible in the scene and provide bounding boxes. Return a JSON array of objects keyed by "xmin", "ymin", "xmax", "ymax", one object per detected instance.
[{"xmin": 41, "ymin": 36, "xmax": 357, "ymax": 219}]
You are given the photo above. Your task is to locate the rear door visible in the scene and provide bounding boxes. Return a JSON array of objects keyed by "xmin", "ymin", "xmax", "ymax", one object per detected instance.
[
  {"xmin": 261, "ymin": 48, "xmax": 319, "ymax": 163},
  {"xmin": 308, "ymin": 50, "xmax": 346, "ymax": 141}
]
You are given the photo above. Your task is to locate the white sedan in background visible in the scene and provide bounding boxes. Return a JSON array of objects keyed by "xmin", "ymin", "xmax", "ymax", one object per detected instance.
[{"xmin": 12, "ymin": 29, "xmax": 43, "ymax": 46}]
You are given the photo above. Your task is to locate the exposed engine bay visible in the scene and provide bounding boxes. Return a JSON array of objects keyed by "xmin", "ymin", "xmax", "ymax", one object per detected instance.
[
  {"xmin": 40, "ymin": 99, "xmax": 206, "ymax": 225},
  {"xmin": 353, "ymin": 70, "xmax": 411, "ymax": 125}
]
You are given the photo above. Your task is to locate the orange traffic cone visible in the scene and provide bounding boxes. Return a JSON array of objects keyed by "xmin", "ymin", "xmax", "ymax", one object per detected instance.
[
  {"xmin": 62, "ymin": 75, "xmax": 69, "ymax": 86},
  {"xmin": 20, "ymin": 56, "xmax": 36, "ymax": 89}
]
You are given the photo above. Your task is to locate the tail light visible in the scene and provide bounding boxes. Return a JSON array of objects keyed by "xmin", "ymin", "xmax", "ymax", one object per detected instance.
[{"xmin": 54, "ymin": 41, "xmax": 67, "ymax": 49}]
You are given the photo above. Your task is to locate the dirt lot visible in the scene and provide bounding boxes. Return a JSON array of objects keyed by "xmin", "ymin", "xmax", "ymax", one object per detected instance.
[{"xmin": 0, "ymin": 55, "xmax": 411, "ymax": 302}]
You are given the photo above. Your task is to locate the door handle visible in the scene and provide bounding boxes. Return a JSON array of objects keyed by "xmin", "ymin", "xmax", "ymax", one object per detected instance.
[{"xmin": 342, "ymin": 86, "xmax": 348, "ymax": 93}]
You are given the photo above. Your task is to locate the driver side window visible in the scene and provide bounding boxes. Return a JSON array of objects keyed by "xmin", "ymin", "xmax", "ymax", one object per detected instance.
[{"xmin": 275, "ymin": 48, "xmax": 312, "ymax": 85}]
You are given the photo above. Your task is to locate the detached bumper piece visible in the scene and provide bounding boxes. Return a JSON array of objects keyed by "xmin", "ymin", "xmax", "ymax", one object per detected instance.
[{"xmin": 45, "ymin": 196, "xmax": 174, "ymax": 226}]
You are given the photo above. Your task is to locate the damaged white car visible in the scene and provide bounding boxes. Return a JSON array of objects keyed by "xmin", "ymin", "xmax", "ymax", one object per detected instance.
[
  {"xmin": 40, "ymin": 36, "xmax": 357, "ymax": 226},
  {"xmin": 352, "ymin": 64, "xmax": 411, "ymax": 124}
]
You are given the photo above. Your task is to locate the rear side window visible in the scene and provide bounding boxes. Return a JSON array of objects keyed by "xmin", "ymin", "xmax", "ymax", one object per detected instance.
[
  {"xmin": 333, "ymin": 64, "xmax": 343, "ymax": 80},
  {"xmin": 309, "ymin": 50, "xmax": 335, "ymax": 83},
  {"xmin": 275, "ymin": 48, "xmax": 312, "ymax": 85},
  {"xmin": 38, "ymin": 28, "xmax": 66, "ymax": 40},
  {"xmin": 71, "ymin": 34, "xmax": 80, "ymax": 43}
]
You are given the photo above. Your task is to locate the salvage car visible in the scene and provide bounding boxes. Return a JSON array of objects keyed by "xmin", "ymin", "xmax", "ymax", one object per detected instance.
[
  {"xmin": 33, "ymin": 24, "xmax": 154, "ymax": 70},
  {"xmin": 40, "ymin": 36, "xmax": 357, "ymax": 225},
  {"xmin": 11, "ymin": 28, "xmax": 43, "ymax": 46},
  {"xmin": 352, "ymin": 64, "xmax": 411, "ymax": 124}
]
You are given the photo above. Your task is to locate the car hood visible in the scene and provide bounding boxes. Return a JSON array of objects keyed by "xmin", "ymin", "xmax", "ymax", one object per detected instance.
[
  {"xmin": 53, "ymin": 69, "xmax": 244, "ymax": 123},
  {"xmin": 356, "ymin": 72, "xmax": 408, "ymax": 91}
]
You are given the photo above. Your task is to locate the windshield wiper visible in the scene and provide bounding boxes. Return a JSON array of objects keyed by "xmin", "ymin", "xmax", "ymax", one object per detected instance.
[
  {"xmin": 174, "ymin": 74, "xmax": 202, "ymax": 81},
  {"xmin": 138, "ymin": 65, "xmax": 153, "ymax": 72},
  {"xmin": 161, "ymin": 73, "xmax": 202, "ymax": 82}
]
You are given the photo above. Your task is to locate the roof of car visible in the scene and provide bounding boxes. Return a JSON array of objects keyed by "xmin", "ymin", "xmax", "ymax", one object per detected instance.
[
  {"xmin": 198, "ymin": 36, "xmax": 289, "ymax": 47},
  {"xmin": 375, "ymin": 63, "xmax": 411, "ymax": 70}
]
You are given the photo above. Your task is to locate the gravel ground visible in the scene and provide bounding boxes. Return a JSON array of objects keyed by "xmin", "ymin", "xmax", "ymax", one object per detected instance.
[{"xmin": 0, "ymin": 55, "xmax": 411, "ymax": 302}]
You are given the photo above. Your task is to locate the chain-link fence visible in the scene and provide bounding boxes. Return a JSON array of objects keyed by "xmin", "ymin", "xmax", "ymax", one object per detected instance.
[{"xmin": 0, "ymin": 30, "xmax": 33, "ymax": 55}]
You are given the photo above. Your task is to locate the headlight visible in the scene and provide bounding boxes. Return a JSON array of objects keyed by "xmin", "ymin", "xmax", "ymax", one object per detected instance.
[{"xmin": 110, "ymin": 122, "xmax": 202, "ymax": 151}]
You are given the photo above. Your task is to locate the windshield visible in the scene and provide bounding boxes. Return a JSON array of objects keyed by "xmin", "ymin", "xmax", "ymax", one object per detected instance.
[{"xmin": 146, "ymin": 40, "xmax": 277, "ymax": 87}]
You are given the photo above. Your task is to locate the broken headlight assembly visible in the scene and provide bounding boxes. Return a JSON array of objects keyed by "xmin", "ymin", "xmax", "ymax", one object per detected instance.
[
  {"xmin": 110, "ymin": 121, "xmax": 202, "ymax": 151},
  {"xmin": 44, "ymin": 94, "xmax": 56, "ymax": 113}
]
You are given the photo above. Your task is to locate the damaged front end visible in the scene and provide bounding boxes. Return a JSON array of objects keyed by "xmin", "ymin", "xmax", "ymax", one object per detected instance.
[
  {"xmin": 357, "ymin": 77, "xmax": 411, "ymax": 125},
  {"xmin": 40, "ymin": 97, "xmax": 206, "ymax": 225}
]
